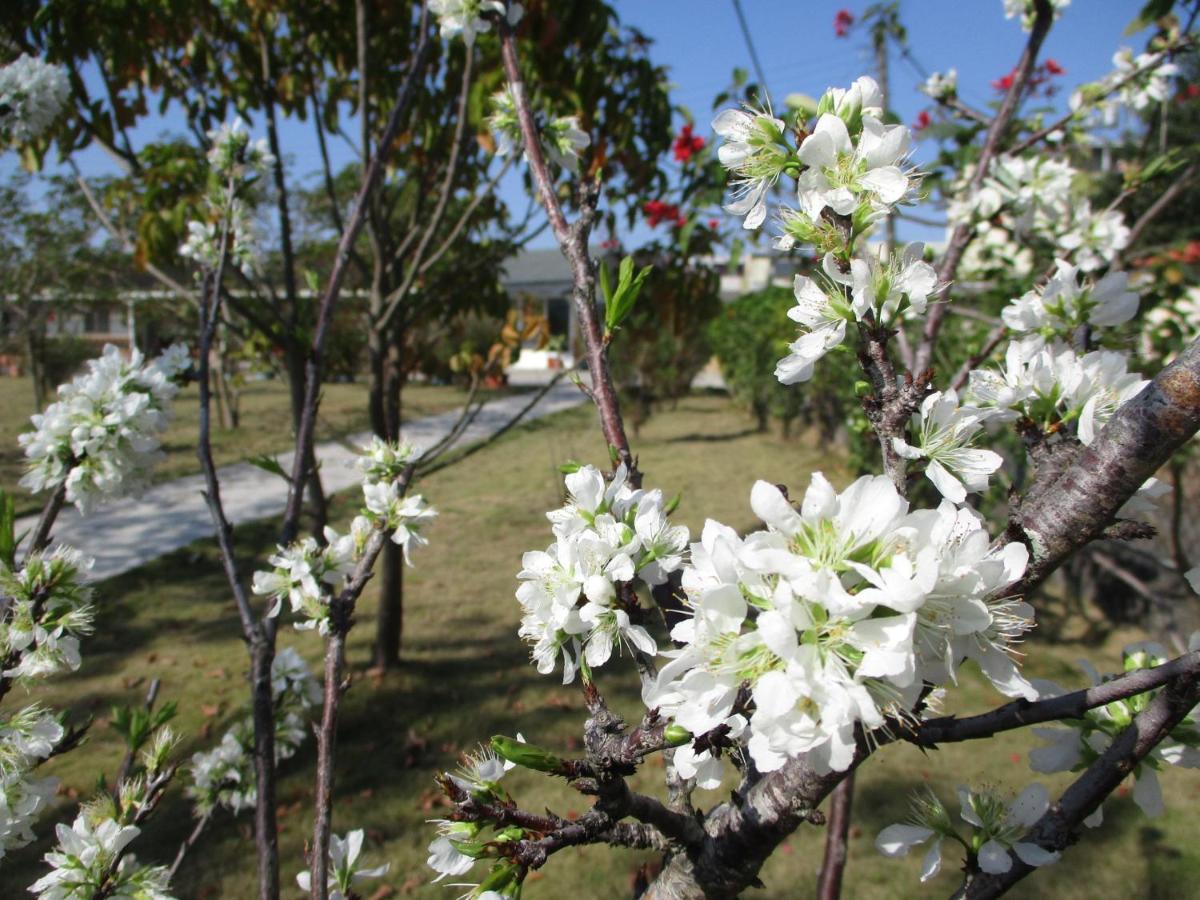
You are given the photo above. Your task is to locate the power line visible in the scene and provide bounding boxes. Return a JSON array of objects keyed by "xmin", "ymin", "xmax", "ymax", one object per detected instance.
[{"xmin": 731, "ymin": 0, "xmax": 772, "ymax": 107}]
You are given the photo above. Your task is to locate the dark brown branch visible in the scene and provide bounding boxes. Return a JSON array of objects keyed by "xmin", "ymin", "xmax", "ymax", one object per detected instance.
[
  {"xmin": 25, "ymin": 482, "xmax": 66, "ymax": 559},
  {"xmin": 497, "ymin": 20, "xmax": 637, "ymax": 484},
  {"xmin": 954, "ymin": 672, "xmax": 1200, "ymax": 898},
  {"xmin": 912, "ymin": 0, "xmax": 1055, "ymax": 375},
  {"xmin": 1008, "ymin": 41, "xmax": 1194, "ymax": 157},
  {"xmin": 168, "ymin": 809, "xmax": 213, "ymax": 881},
  {"xmin": 817, "ymin": 773, "xmax": 855, "ymax": 900},
  {"xmin": 949, "ymin": 322, "xmax": 1007, "ymax": 393},
  {"xmin": 1118, "ymin": 161, "xmax": 1199, "ymax": 263},
  {"xmin": 908, "ymin": 650, "xmax": 1200, "ymax": 746},
  {"xmin": 281, "ymin": 5, "xmax": 432, "ymax": 545}
]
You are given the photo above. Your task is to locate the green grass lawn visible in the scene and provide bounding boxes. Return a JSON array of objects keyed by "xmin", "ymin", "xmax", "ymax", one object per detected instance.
[
  {"xmin": 5, "ymin": 394, "xmax": 1199, "ymax": 899},
  {"xmin": 0, "ymin": 376, "xmax": 485, "ymax": 518}
]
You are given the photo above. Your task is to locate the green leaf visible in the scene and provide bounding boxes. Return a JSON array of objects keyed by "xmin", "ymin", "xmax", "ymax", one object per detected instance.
[
  {"xmin": 247, "ymin": 454, "xmax": 291, "ymax": 482},
  {"xmin": 598, "ymin": 256, "xmax": 613, "ymax": 305},
  {"xmin": 0, "ymin": 490, "xmax": 16, "ymax": 569},
  {"xmin": 1125, "ymin": 0, "xmax": 1176, "ymax": 34}
]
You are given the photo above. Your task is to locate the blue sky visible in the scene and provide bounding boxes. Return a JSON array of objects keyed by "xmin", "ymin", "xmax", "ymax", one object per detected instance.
[{"xmin": 5, "ymin": 0, "xmax": 1156, "ymax": 250}]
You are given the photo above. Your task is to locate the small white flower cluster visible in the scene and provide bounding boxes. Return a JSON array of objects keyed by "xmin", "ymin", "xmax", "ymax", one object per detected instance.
[
  {"xmin": 29, "ymin": 811, "xmax": 174, "ymax": 900},
  {"xmin": 643, "ymin": 473, "xmax": 1032, "ymax": 784},
  {"xmin": 714, "ymin": 76, "xmax": 915, "ymax": 237},
  {"xmin": 877, "ymin": 783, "xmax": 1059, "ymax": 882},
  {"xmin": 431, "ymin": 0, "xmax": 523, "ymax": 45},
  {"xmin": 297, "ymin": 829, "xmax": 390, "ymax": 900},
  {"xmin": 187, "ymin": 646, "xmax": 320, "ymax": 815},
  {"xmin": 0, "ymin": 547, "xmax": 94, "ymax": 682},
  {"xmin": 516, "ymin": 464, "xmax": 688, "ymax": 683},
  {"xmin": 253, "ymin": 440, "xmax": 435, "ymax": 633},
  {"xmin": 0, "ymin": 706, "xmax": 63, "ymax": 860},
  {"xmin": 920, "ymin": 69, "xmax": 957, "ymax": 101},
  {"xmin": 774, "ymin": 244, "xmax": 938, "ymax": 385},
  {"xmin": 968, "ymin": 335, "xmax": 1148, "ymax": 445},
  {"xmin": 1001, "ymin": 260, "xmax": 1139, "ymax": 336},
  {"xmin": 1028, "ymin": 638, "xmax": 1200, "ymax": 825},
  {"xmin": 19, "ymin": 344, "xmax": 190, "ymax": 514},
  {"xmin": 0, "ymin": 54, "xmax": 69, "ymax": 145},
  {"xmin": 1071, "ymin": 49, "xmax": 1180, "ymax": 121},
  {"xmin": 487, "ymin": 88, "xmax": 591, "ymax": 173},
  {"xmin": 1142, "ymin": 286, "xmax": 1200, "ymax": 366},
  {"xmin": 180, "ymin": 117, "xmax": 274, "ymax": 275},
  {"xmin": 427, "ymin": 742, "xmax": 523, "ymax": 890},
  {"xmin": 1002, "ymin": 0, "xmax": 1070, "ymax": 30},
  {"xmin": 252, "ymin": 527, "xmax": 359, "ymax": 632},
  {"xmin": 893, "ymin": 390, "xmax": 1003, "ymax": 503},
  {"xmin": 951, "ymin": 157, "xmax": 1130, "ymax": 275}
]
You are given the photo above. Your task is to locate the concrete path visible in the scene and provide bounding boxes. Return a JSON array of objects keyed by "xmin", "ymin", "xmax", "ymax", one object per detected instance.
[{"xmin": 16, "ymin": 382, "xmax": 586, "ymax": 582}]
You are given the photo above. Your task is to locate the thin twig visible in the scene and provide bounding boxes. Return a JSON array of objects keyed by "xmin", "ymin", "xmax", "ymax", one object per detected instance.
[{"xmin": 817, "ymin": 773, "xmax": 855, "ymax": 900}]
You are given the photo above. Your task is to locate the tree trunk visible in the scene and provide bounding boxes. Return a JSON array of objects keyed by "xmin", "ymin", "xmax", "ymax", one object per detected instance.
[
  {"xmin": 284, "ymin": 344, "xmax": 328, "ymax": 534},
  {"xmin": 372, "ymin": 333, "xmax": 406, "ymax": 670}
]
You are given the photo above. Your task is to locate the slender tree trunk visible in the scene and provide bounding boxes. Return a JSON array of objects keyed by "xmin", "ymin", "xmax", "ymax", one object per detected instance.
[
  {"xmin": 372, "ymin": 333, "xmax": 406, "ymax": 669},
  {"xmin": 284, "ymin": 344, "xmax": 328, "ymax": 534},
  {"xmin": 250, "ymin": 637, "xmax": 280, "ymax": 900}
]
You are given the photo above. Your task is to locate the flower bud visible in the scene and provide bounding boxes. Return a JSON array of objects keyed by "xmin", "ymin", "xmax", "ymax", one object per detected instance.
[
  {"xmin": 663, "ymin": 724, "xmax": 693, "ymax": 748},
  {"xmin": 490, "ymin": 735, "xmax": 564, "ymax": 773}
]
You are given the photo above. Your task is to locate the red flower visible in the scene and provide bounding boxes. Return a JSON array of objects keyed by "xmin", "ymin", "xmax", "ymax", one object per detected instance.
[
  {"xmin": 600, "ymin": 238, "xmax": 620, "ymax": 250},
  {"xmin": 912, "ymin": 110, "xmax": 932, "ymax": 132},
  {"xmin": 707, "ymin": 218, "xmax": 720, "ymax": 230},
  {"xmin": 1044, "ymin": 58, "xmax": 1065, "ymax": 76},
  {"xmin": 992, "ymin": 69, "xmax": 1016, "ymax": 92},
  {"xmin": 643, "ymin": 199, "xmax": 683, "ymax": 228},
  {"xmin": 672, "ymin": 123, "xmax": 706, "ymax": 162},
  {"xmin": 834, "ymin": 9, "xmax": 854, "ymax": 37},
  {"xmin": 1177, "ymin": 83, "xmax": 1200, "ymax": 103}
]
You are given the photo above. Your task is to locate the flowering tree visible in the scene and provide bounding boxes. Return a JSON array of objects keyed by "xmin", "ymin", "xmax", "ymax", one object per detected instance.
[
  {"xmin": 417, "ymin": 2, "xmax": 1200, "ymax": 898},
  {"xmin": 3, "ymin": 1, "xmax": 1200, "ymax": 899}
]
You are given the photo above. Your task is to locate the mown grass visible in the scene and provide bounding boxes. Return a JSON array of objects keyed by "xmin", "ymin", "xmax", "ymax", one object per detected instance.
[
  {"xmin": 5, "ymin": 394, "xmax": 1199, "ymax": 899},
  {"xmin": 0, "ymin": 376, "xmax": 482, "ymax": 518}
]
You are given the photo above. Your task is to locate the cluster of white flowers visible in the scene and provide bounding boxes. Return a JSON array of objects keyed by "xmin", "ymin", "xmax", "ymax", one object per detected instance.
[
  {"xmin": 0, "ymin": 706, "xmax": 63, "ymax": 860},
  {"xmin": 516, "ymin": 464, "xmax": 687, "ymax": 683},
  {"xmin": 487, "ymin": 88, "xmax": 591, "ymax": 173},
  {"xmin": 968, "ymin": 335, "xmax": 1148, "ymax": 445},
  {"xmin": 714, "ymin": 76, "xmax": 915, "ymax": 238},
  {"xmin": 1142, "ymin": 285, "xmax": 1200, "ymax": 366},
  {"xmin": 774, "ymin": 244, "xmax": 938, "ymax": 384},
  {"xmin": 893, "ymin": 390, "xmax": 1003, "ymax": 502},
  {"xmin": 297, "ymin": 828, "xmax": 390, "ymax": 899},
  {"xmin": 180, "ymin": 117, "xmax": 274, "ymax": 275},
  {"xmin": 1071, "ymin": 48, "xmax": 1180, "ymax": 121},
  {"xmin": 643, "ymin": 473, "xmax": 1032, "ymax": 783},
  {"xmin": 877, "ymin": 783, "xmax": 1059, "ymax": 882},
  {"xmin": 0, "ymin": 54, "xmax": 69, "ymax": 145},
  {"xmin": 29, "ymin": 811, "xmax": 174, "ymax": 899},
  {"xmin": 960, "ymin": 224, "xmax": 1035, "ymax": 283},
  {"xmin": 950, "ymin": 156, "xmax": 1130, "ymax": 275},
  {"xmin": 1001, "ymin": 260, "xmax": 1139, "ymax": 336},
  {"xmin": 1028, "ymin": 638, "xmax": 1200, "ymax": 825},
  {"xmin": 19, "ymin": 344, "xmax": 190, "ymax": 514},
  {"xmin": 187, "ymin": 646, "xmax": 320, "ymax": 815},
  {"xmin": 431, "ymin": 0, "xmax": 523, "ymax": 45},
  {"xmin": 921, "ymin": 69, "xmax": 958, "ymax": 101},
  {"xmin": 427, "ymin": 741, "xmax": 526, "ymax": 892},
  {"xmin": 1002, "ymin": 0, "xmax": 1070, "ymax": 30},
  {"xmin": 252, "ymin": 440, "xmax": 435, "ymax": 633},
  {"xmin": 0, "ymin": 546, "xmax": 94, "ymax": 682}
]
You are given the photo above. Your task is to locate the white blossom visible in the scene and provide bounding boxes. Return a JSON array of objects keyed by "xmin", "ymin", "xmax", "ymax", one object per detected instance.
[
  {"xmin": 712, "ymin": 105, "xmax": 789, "ymax": 229},
  {"xmin": 0, "ymin": 54, "xmax": 69, "ymax": 144},
  {"xmin": 1001, "ymin": 260, "xmax": 1139, "ymax": 335},
  {"xmin": 296, "ymin": 829, "xmax": 389, "ymax": 900},
  {"xmin": 1003, "ymin": 0, "xmax": 1070, "ymax": 30},
  {"xmin": 893, "ymin": 390, "xmax": 1002, "ymax": 502},
  {"xmin": 19, "ymin": 344, "xmax": 189, "ymax": 514},
  {"xmin": 517, "ymin": 465, "xmax": 686, "ymax": 681},
  {"xmin": 0, "ymin": 547, "xmax": 94, "ymax": 681},
  {"xmin": 29, "ymin": 814, "xmax": 174, "ymax": 900},
  {"xmin": 431, "ymin": 0, "xmax": 522, "ymax": 45},
  {"xmin": 921, "ymin": 70, "xmax": 957, "ymax": 101}
]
